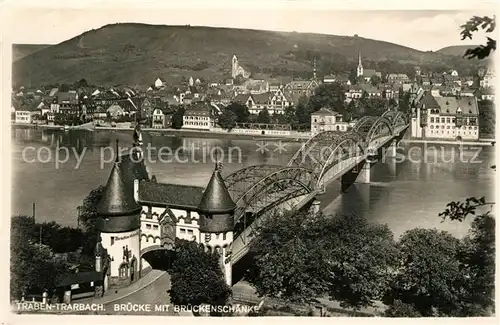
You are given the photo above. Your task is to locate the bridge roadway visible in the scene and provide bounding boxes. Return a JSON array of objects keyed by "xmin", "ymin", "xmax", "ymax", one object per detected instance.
[{"xmin": 228, "ymin": 111, "xmax": 410, "ymax": 265}]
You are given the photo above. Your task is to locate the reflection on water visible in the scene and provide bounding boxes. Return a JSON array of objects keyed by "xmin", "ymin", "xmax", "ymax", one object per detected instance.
[{"xmin": 12, "ymin": 129, "xmax": 494, "ymax": 239}]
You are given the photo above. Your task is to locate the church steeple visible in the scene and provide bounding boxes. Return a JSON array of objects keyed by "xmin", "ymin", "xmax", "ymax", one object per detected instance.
[
  {"xmin": 313, "ymin": 57, "xmax": 317, "ymax": 80},
  {"xmin": 357, "ymin": 52, "xmax": 364, "ymax": 78}
]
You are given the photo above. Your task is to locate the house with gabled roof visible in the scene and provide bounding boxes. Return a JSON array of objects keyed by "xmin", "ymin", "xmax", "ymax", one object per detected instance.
[{"xmin": 311, "ymin": 108, "xmax": 350, "ymax": 135}]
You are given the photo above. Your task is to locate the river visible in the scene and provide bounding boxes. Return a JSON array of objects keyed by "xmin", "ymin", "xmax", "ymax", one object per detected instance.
[{"xmin": 12, "ymin": 127, "xmax": 495, "ymax": 239}]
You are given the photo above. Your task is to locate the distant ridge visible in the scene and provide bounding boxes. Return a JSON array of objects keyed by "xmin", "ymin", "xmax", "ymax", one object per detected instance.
[
  {"xmin": 12, "ymin": 44, "xmax": 51, "ymax": 61},
  {"xmin": 12, "ymin": 23, "xmax": 484, "ymax": 87},
  {"xmin": 436, "ymin": 45, "xmax": 479, "ymax": 57}
]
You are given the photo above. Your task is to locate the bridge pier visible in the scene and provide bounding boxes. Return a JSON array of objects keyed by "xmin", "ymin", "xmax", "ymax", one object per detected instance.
[
  {"xmin": 341, "ymin": 160, "xmax": 371, "ymax": 192},
  {"xmin": 385, "ymin": 140, "xmax": 397, "ymax": 159},
  {"xmin": 356, "ymin": 163, "xmax": 371, "ymax": 184},
  {"xmin": 310, "ymin": 199, "xmax": 321, "ymax": 215},
  {"xmin": 387, "ymin": 157, "xmax": 397, "ymax": 177}
]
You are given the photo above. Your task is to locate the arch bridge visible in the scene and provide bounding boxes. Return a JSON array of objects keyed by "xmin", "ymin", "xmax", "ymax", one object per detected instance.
[{"xmin": 226, "ymin": 112, "xmax": 409, "ymax": 264}]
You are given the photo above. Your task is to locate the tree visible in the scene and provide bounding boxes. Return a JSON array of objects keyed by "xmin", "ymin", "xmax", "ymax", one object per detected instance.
[
  {"xmin": 171, "ymin": 106, "xmax": 185, "ymax": 129},
  {"xmin": 359, "ymin": 97, "xmax": 388, "ymax": 116},
  {"xmin": 218, "ymin": 108, "xmax": 237, "ymax": 131},
  {"xmin": 257, "ymin": 108, "xmax": 271, "ymax": 124},
  {"xmin": 322, "ymin": 213, "xmax": 398, "ymax": 308},
  {"xmin": 75, "ymin": 78, "xmax": 89, "ymax": 89},
  {"xmin": 11, "ymin": 240, "xmax": 70, "ymax": 300},
  {"xmin": 478, "ymin": 99, "xmax": 495, "ymax": 136},
  {"xmin": 384, "ymin": 300, "xmax": 422, "ymax": 317},
  {"xmin": 439, "ymin": 196, "xmax": 495, "ymax": 315},
  {"xmin": 10, "ymin": 216, "xmax": 72, "ymax": 300},
  {"xmin": 283, "ymin": 105, "xmax": 298, "ymax": 127},
  {"xmin": 370, "ymin": 75, "xmax": 382, "ymax": 86},
  {"xmin": 386, "ymin": 228, "xmax": 463, "ymax": 316},
  {"xmin": 78, "ymin": 186, "xmax": 105, "ymax": 256},
  {"xmin": 246, "ymin": 210, "xmax": 329, "ymax": 304},
  {"xmin": 227, "ymin": 102, "xmax": 250, "ymax": 123},
  {"xmin": 398, "ymin": 92, "xmax": 411, "ymax": 113},
  {"xmin": 461, "ymin": 16, "xmax": 496, "ymax": 59},
  {"xmin": 246, "ymin": 211, "xmax": 398, "ymax": 308},
  {"xmin": 168, "ymin": 239, "xmax": 231, "ymax": 311},
  {"xmin": 308, "ymin": 83, "xmax": 345, "ymax": 111},
  {"xmin": 294, "ymin": 95, "xmax": 312, "ymax": 126}
]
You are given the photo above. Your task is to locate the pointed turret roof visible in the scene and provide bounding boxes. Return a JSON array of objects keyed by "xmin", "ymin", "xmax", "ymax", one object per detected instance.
[
  {"xmin": 97, "ymin": 159, "xmax": 142, "ymax": 216},
  {"xmin": 197, "ymin": 167, "xmax": 236, "ymax": 214}
]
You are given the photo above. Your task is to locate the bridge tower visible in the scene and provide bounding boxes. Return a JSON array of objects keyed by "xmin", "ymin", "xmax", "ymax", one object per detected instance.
[
  {"xmin": 96, "ymin": 141, "xmax": 142, "ymax": 287},
  {"xmin": 197, "ymin": 162, "xmax": 237, "ymax": 286}
]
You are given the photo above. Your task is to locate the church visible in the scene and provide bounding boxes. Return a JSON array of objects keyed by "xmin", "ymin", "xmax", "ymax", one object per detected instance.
[
  {"xmin": 231, "ymin": 55, "xmax": 251, "ymax": 79},
  {"xmin": 94, "ymin": 125, "xmax": 236, "ymax": 294}
]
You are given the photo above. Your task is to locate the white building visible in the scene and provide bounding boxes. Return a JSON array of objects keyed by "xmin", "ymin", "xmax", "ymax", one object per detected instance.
[
  {"xmin": 311, "ymin": 108, "xmax": 350, "ymax": 135},
  {"xmin": 154, "ymin": 78, "xmax": 164, "ymax": 88},
  {"xmin": 182, "ymin": 104, "xmax": 213, "ymax": 130},
  {"xmin": 411, "ymin": 92, "xmax": 479, "ymax": 140}
]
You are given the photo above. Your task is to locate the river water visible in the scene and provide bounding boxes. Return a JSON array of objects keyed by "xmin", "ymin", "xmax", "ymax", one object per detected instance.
[{"xmin": 12, "ymin": 128, "xmax": 495, "ymax": 239}]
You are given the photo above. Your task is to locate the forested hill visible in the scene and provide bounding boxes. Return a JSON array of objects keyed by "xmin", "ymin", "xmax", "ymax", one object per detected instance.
[{"xmin": 13, "ymin": 23, "xmax": 485, "ymax": 87}]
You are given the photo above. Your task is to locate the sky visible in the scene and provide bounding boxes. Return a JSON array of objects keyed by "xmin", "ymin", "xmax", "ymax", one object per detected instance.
[{"xmin": 1, "ymin": 1, "xmax": 497, "ymax": 51}]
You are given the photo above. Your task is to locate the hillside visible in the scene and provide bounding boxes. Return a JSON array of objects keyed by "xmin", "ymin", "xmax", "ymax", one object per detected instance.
[
  {"xmin": 12, "ymin": 44, "xmax": 51, "ymax": 61},
  {"xmin": 437, "ymin": 45, "xmax": 478, "ymax": 57},
  {"xmin": 12, "ymin": 23, "xmax": 483, "ymax": 87}
]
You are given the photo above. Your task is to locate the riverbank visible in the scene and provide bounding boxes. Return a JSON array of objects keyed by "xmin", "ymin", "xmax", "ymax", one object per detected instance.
[
  {"xmin": 402, "ymin": 138, "xmax": 495, "ymax": 147},
  {"xmin": 11, "ymin": 123, "xmax": 310, "ymax": 141},
  {"xmin": 95, "ymin": 126, "xmax": 311, "ymax": 141}
]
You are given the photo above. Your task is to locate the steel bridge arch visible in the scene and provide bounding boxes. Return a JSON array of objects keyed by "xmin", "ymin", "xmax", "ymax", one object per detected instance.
[
  {"xmin": 224, "ymin": 165, "xmax": 317, "ymax": 222},
  {"xmin": 353, "ymin": 116, "xmax": 394, "ymax": 144},
  {"xmin": 287, "ymin": 130, "xmax": 366, "ymax": 170},
  {"xmin": 315, "ymin": 134, "xmax": 366, "ymax": 187},
  {"xmin": 382, "ymin": 110, "xmax": 408, "ymax": 130}
]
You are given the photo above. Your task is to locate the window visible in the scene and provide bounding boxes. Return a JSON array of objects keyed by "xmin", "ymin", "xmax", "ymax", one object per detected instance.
[
  {"xmin": 446, "ymin": 118, "xmax": 450, "ymax": 123},
  {"xmin": 187, "ymin": 229, "xmax": 193, "ymax": 235},
  {"xmin": 441, "ymin": 118, "xmax": 445, "ymax": 123},
  {"xmin": 223, "ymin": 232, "xmax": 227, "ymax": 240},
  {"xmin": 119, "ymin": 264, "xmax": 128, "ymax": 278},
  {"xmin": 180, "ymin": 228, "xmax": 186, "ymax": 234},
  {"xmin": 111, "ymin": 237, "xmax": 115, "ymax": 246},
  {"xmin": 430, "ymin": 125, "xmax": 434, "ymax": 129},
  {"xmin": 153, "ymin": 225, "xmax": 159, "ymax": 230},
  {"xmin": 430, "ymin": 117, "xmax": 434, "ymax": 123},
  {"xmin": 216, "ymin": 233, "xmax": 220, "ymax": 240},
  {"xmin": 146, "ymin": 224, "xmax": 151, "ymax": 229}
]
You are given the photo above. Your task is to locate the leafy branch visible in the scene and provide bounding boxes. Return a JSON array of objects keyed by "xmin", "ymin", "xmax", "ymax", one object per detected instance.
[
  {"xmin": 460, "ymin": 16, "xmax": 496, "ymax": 60},
  {"xmin": 439, "ymin": 196, "xmax": 495, "ymax": 222}
]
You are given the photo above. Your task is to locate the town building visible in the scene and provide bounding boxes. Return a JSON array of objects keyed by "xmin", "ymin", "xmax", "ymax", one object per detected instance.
[
  {"xmin": 387, "ymin": 74, "xmax": 411, "ymax": 84},
  {"xmin": 310, "ymin": 108, "xmax": 350, "ymax": 135},
  {"xmin": 182, "ymin": 103, "xmax": 213, "ymax": 130},
  {"xmin": 233, "ymin": 89, "xmax": 293, "ymax": 115},
  {"xmin": 324, "ymin": 74, "xmax": 351, "ymax": 86},
  {"xmin": 152, "ymin": 107, "xmax": 174, "ymax": 129},
  {"xmin": 411, "ymin": 92, "xmax": 479, "ymax": 140},
  {"xmin": 480, "ymin": 88, "xmax": 495, "ymax": 101},
  {"xmin": 480, "ymin": 67, "xmax": 495, "ymax": 88}
]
